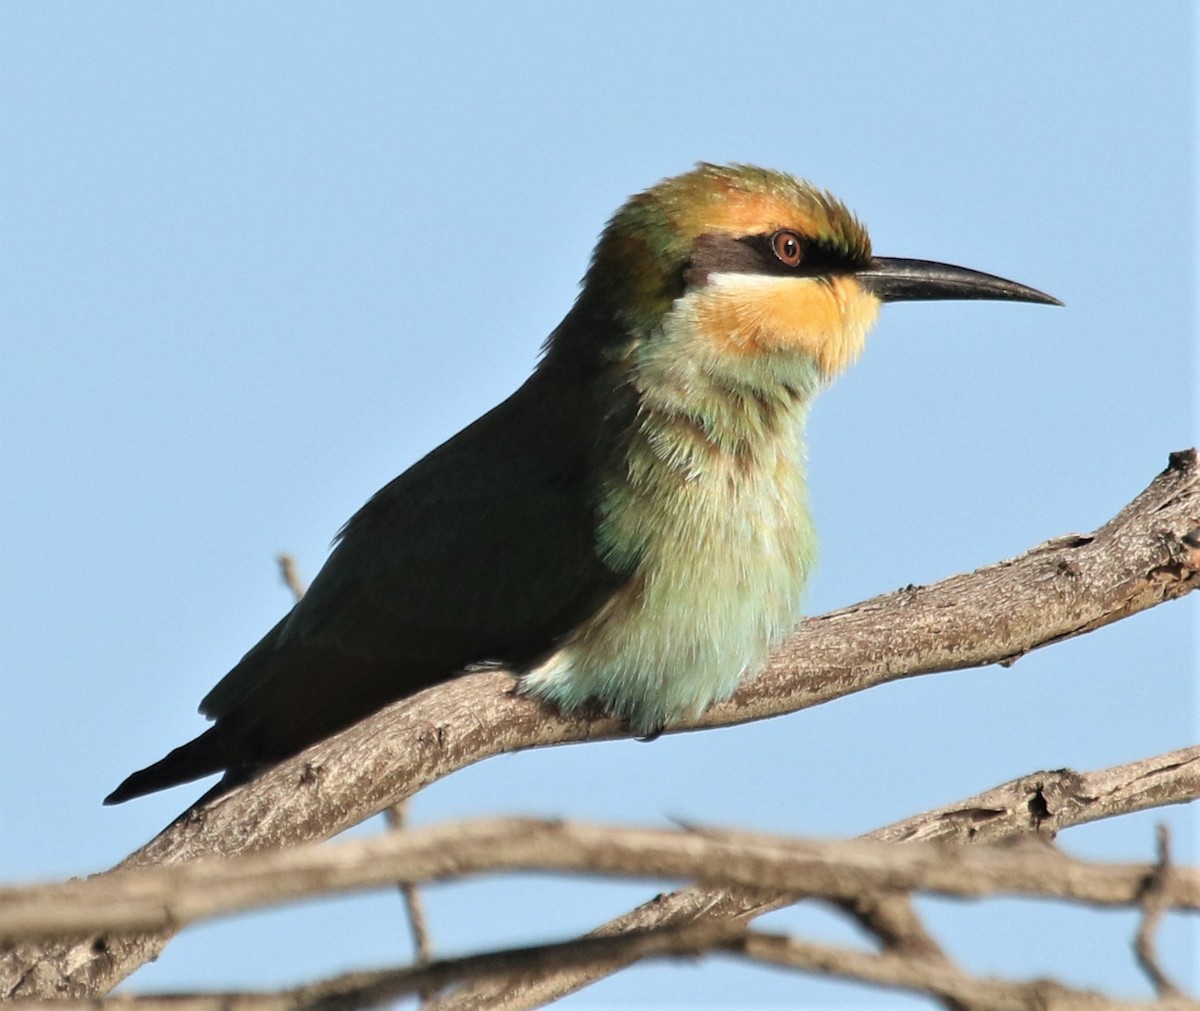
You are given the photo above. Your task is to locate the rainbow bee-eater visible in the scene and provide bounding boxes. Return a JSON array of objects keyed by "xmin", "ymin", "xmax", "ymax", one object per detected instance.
[{"xmin": 105, "ymin": 164, "xmax": 1059, "ymax": 805}]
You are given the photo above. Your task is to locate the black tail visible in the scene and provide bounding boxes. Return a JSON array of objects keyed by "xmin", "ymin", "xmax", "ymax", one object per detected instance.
[{"xmin": 103, "ymin": 726, "xmax": 228, "ymax": 805}]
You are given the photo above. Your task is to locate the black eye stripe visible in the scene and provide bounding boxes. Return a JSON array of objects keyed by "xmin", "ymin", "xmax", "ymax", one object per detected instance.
[
  {"xmin": 743, "ymin": 234, "xmax": 860, "ymax": 275},
  {"xmin": 683, "ymin": 232, "xmax": 865, "ymax": 289}
]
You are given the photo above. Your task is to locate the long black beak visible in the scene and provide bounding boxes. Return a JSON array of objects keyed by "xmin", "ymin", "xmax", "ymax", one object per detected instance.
[{"xmin": 857, "ymin": 257, "xmax": 1062, "ymax": 306}]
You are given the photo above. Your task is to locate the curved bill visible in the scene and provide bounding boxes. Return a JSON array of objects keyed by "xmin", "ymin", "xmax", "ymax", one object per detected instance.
[{"xmin": 857, "ymin": 257, "xmax": 1062, "ymax": 306}]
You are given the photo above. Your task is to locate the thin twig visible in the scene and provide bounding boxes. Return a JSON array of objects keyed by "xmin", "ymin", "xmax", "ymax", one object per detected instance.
[
  {"xmin": 275, "ymin": 553, "xmax": 306, "ymax": 602},
  {"xmin": 1135, "ymin": 825, "xmax": 1183, "ymax": 998},
  {"xmin": 383, "ymin": 800, "xmax": 434, "ymax": 1002},
  {"xmin": 737, "ymin": 930, "xmax": 1200, "ymax": 1011}
]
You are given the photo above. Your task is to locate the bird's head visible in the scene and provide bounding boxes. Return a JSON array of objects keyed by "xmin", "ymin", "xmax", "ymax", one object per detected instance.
[{"xmin": 568, "ymin": 163, "xmax": 1058, "ymax": 391}]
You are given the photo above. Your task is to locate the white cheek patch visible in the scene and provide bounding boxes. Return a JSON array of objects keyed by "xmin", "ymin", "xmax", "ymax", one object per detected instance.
[{"xmin": 703, "ymin": 271, "xmax": 815, "ymax": 292}]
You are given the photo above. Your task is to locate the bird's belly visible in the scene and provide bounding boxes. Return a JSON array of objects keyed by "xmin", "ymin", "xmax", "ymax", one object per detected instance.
[{"xmin": 520, "ymin": 448, "xmax": 814, "ymax": 734}]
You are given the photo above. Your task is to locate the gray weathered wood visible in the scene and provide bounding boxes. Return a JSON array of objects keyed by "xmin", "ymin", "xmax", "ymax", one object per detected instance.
[{"xmin": 3, "ymin": 450, "xmax": 1197, "ymax": 1000}]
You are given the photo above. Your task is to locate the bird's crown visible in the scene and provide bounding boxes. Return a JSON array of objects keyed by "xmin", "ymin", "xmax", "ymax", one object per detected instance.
[{"xmin": 586, "ymin": 163, "xmax": 872, "ymax": 324}]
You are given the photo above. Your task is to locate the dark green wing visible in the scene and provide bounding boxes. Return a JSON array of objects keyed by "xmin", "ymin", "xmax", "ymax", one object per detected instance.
[{"xmin": 104, "ymin": 366, "xmax": 625, "ymax": 803}]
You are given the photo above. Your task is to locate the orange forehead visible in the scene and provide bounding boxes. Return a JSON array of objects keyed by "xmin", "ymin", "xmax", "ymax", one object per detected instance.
[
  {"xmin": 662, "ymin": 167, "xmax": 866, "ymax": 251},
  {"xmin": 684, "ymin": 190, "xmax": 827, "ymax": 239}
]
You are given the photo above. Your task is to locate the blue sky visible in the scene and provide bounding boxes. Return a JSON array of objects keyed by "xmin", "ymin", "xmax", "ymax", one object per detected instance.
[{"xmin": 1, "ymin": 3, "xmax": 1194, "ymax": 1006}]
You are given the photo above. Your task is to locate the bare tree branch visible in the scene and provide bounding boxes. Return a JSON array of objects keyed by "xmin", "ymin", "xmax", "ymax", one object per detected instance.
[
  {"xmin": 439, "ymin": 745, "xmax": 1200, "ymax": 1010},
  {"xmin": 4, "ymin": 815, "xmax": 1200, "ymax": 941},
  {"xmin": 1135, "ymin": 825, "xmax": 1184, "ymax": 998},
  {"xmin": 383, "ymin": 801, "xmax": 433, "ymax": 968},
  {"xmin": 9, "ymin": 923, "xmax": 1198, "ymax": 1011},
  {"xmin": 737, "ymin": 931, "xmax": 1200, "ymax": 1011},
  {"xmin": 3, "ymin": 450, "xmax": 1197, "ymax": 1000},
  {"xmin": 1, "ymin": 923, "xmax": 746, "ymax": 1011}
]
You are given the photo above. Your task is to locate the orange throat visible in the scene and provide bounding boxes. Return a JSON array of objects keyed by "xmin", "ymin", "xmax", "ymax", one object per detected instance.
[{"xmin": 691, "ymin": 272, "xmax": 880, "ymax": 378}]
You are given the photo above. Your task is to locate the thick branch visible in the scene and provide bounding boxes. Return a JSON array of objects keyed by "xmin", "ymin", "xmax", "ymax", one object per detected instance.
[
  {"xmin": 10, "ymin": 926, "xmax": 1200, "ymax": 1011},
  {"xmin": 3, "ymin": 924, "xmax": 747, "ymax": 1011},
  {"xmin": 3, "ymin": 451, "xmax": 1198, "ymax": 999},
  {"xmin": 5, "ymin": 816, "xmax": 1199, "ymax": 941}
]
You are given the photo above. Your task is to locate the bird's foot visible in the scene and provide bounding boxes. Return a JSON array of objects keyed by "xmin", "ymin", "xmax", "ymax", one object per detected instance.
[{"xmin": 634, "ymin": 723, "xmax": 665, "ymax": 743}]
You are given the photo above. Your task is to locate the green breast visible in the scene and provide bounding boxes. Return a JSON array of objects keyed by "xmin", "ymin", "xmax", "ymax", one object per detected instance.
[{"xmin": 519, "ymin": 379, "xmax": 817, "ymax": 733}]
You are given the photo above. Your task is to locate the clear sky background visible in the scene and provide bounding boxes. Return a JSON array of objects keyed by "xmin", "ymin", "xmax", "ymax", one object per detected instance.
[{"xmin": 1, "ymin": 4, "xmax": 1195, "ymax": 1007}]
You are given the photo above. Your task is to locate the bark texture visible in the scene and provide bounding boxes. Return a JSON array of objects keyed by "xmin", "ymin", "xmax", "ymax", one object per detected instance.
[{"xmin": 2, "ymin": 450, "xmax": 1197, "ymax": 1000}]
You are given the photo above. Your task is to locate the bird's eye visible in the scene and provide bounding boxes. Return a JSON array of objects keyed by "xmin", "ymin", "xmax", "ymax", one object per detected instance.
[{"xmin": 771, "ymin": 230, "xmax": 803, "ymax": 267}]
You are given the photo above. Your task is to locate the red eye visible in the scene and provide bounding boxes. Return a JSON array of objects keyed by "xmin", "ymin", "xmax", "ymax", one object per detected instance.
[{"xmin": 771, "ymin": 230, "xmax": 803, "ymax": 267}]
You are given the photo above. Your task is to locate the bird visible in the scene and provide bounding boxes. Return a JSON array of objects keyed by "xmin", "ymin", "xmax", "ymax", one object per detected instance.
[{"xmin": 105, "ymin": 163, "xmax": 1059, "ymax": 806}]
